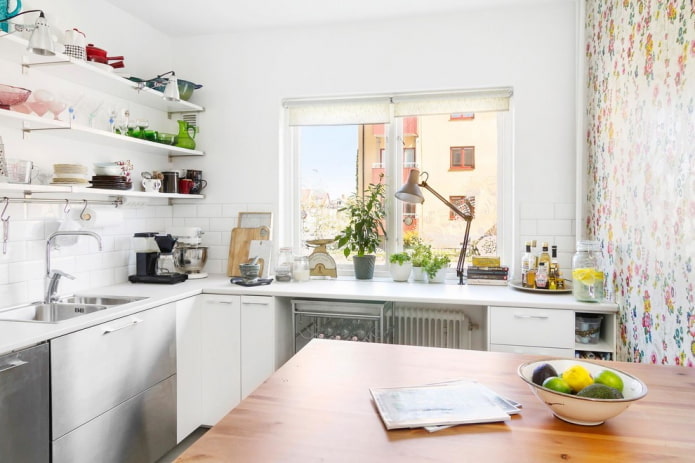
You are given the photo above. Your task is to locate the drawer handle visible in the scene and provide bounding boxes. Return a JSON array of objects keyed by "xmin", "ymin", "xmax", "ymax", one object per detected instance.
[
  {"xmin": 0, "ymin": 359, "xmax": 27, "ymax": 374},
  {"xmin": 102, "ymin": 317, "xmax": 143, "ymax": 334},
  {"xmin": 243, "ymin": 302, "xmax": 270, "ymax": 306},
  {"xmin": 514, "ymin": 314, "xmax": 549, "ymax": 320},
  {"xmin": 209, "ymin": 300, "xmax": 235, "ymax": 305}
]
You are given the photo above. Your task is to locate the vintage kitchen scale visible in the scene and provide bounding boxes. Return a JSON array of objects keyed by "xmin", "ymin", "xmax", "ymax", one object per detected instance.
[{"xmin": 306, "ymin": 239, "xmax": 337, "ymax": 278}]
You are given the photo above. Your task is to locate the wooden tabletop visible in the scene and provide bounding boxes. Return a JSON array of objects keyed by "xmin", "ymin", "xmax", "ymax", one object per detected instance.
[{"xmin": 176, "ymin": 339, "xmax": 695, "ymax": 463}]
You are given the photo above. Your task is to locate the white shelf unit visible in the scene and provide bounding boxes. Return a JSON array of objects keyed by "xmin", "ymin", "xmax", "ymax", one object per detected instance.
[
  {"xmin": 0, "ymin": 35, "xmax": 204, "ymax": 115},
  {"xmin": 0, "ymin": 182, "xmax": 204, "ymax": 200}
]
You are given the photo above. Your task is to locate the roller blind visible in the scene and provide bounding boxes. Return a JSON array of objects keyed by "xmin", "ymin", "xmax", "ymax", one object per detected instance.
[{"xmin": 284, "ymin": 87, "xmax": 512, "ymax": 126}]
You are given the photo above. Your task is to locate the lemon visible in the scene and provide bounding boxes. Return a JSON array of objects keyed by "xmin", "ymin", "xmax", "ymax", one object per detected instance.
[
  {"xmin": 542, "ymin": 376, "xmax": 572, "ymax": 394},
  {"xmin": 572, "ymin": 268, "xmax": 604, "ymax": 285},
  {"xmin": 561, "ymin": 365, "xmax": 594, "ymax": 393},
  {"xmin": 594, "ymin": 370, "xmax": 624, "ymax": 393}
]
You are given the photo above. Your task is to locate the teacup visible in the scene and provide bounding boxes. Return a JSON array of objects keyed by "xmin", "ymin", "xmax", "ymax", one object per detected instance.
[{"xmin": 142, "ymin": 178, "xmax": 162, "ymax": 193}]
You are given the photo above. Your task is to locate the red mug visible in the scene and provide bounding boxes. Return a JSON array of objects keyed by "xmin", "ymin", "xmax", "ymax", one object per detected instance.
[{"xmin": 178, "ymin": 178, "xmax": 193, "ymax": 194}]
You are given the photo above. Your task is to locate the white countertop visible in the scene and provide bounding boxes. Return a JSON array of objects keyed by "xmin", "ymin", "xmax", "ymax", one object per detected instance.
[{"xmin": 0, "ymin": 275, "xmax": 617, "ymax": 356}]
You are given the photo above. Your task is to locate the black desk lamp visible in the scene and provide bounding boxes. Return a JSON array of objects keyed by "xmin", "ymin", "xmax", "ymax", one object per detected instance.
[{"xmin": 395, "ymin": 169, "xmax": 475, "ymax": 285}]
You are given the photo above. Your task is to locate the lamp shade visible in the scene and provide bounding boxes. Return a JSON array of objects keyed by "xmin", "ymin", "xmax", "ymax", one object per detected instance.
[
  {"xmin": 27, "ymin": 13, "xmax": 55, "ymax": 56},
  {"xmin": 395, "ymin": 169, "xmax": 425, "ymax": 204},
  {"xmin": 163, "ymin": 73, "xmax": 180, "ymax": 101}
]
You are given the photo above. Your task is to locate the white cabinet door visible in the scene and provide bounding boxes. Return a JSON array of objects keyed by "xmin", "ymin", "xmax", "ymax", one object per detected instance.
[
  {"xmin": 175, "ymin": 296, "xmax": 201, "ymax": 443},
  {"xmin": 241, "ymin": 296, "xmax": 275, "ymax": 399},
  {"xmin": 199, "ymin": 295, "xmax": 241, "ymax": 426}
]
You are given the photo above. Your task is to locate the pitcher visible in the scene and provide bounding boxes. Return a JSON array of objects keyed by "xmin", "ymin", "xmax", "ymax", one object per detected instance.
[
  {"xmin": 1, "ymin": 0, "xmax": 22, "ymax": 32},
  {"xmin": 175, "ymin": 120, "xmax": 198, "ymax": 150}
]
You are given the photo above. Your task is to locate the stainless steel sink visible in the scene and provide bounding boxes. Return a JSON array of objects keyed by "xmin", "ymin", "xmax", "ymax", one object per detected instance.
[{"xmin": 0, "ymin": 295, "xmax": 148, "ymax": 323}]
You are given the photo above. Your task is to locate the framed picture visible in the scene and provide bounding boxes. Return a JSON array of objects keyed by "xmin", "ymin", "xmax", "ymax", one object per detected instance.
[{"xmin": 238, "ymin": 212, "xmax": 273, "ymax": 230}]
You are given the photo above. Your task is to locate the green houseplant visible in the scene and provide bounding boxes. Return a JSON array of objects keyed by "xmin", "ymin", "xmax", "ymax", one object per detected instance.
[
  {"xmin": 409, "ymin": 239, "xmax": 433, "ymax": 281},
  {"xmin": 335, "ymin": 177, "xmax": 387, "ymax": 279},
  {"xmin": 388, "ymin": 252, "xmax": 412, "ymax": 282},
  {"xmin": 424, "ymin": 253, "xmax": 451, "ymax": 283}
]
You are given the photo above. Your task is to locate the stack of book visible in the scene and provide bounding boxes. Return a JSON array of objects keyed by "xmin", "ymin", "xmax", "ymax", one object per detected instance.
[{"xmin": 466, "ymin": 261, "xmax": 509, "ymax": 286}]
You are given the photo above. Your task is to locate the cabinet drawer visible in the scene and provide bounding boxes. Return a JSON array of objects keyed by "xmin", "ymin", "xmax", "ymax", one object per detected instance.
[
  {"xmin": 53, "ymin": 375, "xmax": 176, "ymax": 463},
  {"xmin": 489, "ymin": 343, "xmax": 574, "ymax": 357},
  {"xmin": 51, "ymin": 303, "xmax": 176, "ymax": 439},
  {"xmin": 489, "ymin": 306, "xmax": 574, "ymax": 349}
]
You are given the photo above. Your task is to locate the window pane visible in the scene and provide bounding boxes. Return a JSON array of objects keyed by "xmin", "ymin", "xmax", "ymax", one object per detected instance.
[
  {"xmin": 299, "ymin": 124, "xmax": 388, "ymax": 266},
  {"xmin": 400, "ymin": 113, "xmax": 497, "ymax": 262}
]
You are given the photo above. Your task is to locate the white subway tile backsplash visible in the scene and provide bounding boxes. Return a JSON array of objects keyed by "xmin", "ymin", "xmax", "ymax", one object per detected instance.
[
  {"xmin": 184, "ymin": 217, "xmax": 210, "ymax": 229},
  {"xmin": 0, "ymin": 264, "xmax": 8, "ymax": 284},
  {"xmin": 537, "ymin": 219, "xmax": 573, "ymax": 236},
  {"xmin": 554, "ymin": 203, "xmax": 576, "ymax": 219},
  {"xmin": 209, "ymin": 217, "xmax": 237, "ymax": 232},
  {"xmin": 520, "ymin": 203, "xmax": 555, "ymax": 220},
  {"xmin": 222, "ymin": 205, "xmax": 246, "ymax": 220},
  {"xmin": 519, "ymin": 220, "xmax": 537, "ymax": 235},
  {"xmin": 196, "ymin": 204, "xmax": 223, "ymax": 218},
  {"xmin": 173, "ymin": 204, "xmax": 197, "ymax": 218},
  {"xmin": 202, "ymin": 231, "xmax": 224, "ymax": 246}
]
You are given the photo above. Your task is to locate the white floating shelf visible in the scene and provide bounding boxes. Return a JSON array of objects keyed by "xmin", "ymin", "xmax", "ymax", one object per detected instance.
[
  {"xmin": 1, "ymin": 35, "xmax": 204, "ymax": 114},
  {"xmin": 0, "ymin": 182, "xmax": 204, "ymax": 200}
]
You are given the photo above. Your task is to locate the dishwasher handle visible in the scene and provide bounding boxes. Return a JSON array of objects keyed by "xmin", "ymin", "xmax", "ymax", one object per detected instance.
[{"xmin": 0, "ymin": 359, "xmax": 28, "ymax": 374}]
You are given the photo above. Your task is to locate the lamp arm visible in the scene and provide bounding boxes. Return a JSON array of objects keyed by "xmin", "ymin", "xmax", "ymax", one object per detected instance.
[{"xmin": 420, "ymin": 180, "xmax": 473, "ymax": 285}]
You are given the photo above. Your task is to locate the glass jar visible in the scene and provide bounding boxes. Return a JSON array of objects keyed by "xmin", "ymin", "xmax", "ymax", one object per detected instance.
[
  {"xmin": 275, "ymin": 247, "xmax": 293, "ymax": 282},
  {"xmin": 572, "ymin": 240, "xmax": 604, "ymax": 302},
  {"xmin": 292, "ymin": 256, "xmax": 310, "ymax": 282}
]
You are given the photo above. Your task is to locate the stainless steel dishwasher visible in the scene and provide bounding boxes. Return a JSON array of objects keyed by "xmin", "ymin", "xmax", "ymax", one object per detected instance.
[{"xmin": 0, "ymin": 343, "xmax": 50, "ymax": 462}]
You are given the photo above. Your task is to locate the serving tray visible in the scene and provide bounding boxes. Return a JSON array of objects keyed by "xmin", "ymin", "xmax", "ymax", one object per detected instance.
[{"xmin": 508, "ymin": 280, "xmax": 572, "ymax": 294}]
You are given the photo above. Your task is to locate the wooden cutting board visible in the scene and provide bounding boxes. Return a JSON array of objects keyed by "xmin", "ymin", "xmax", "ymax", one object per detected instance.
[{"xmin": 227, "ymin": 226, "xmax": 270, "ymax": 276}]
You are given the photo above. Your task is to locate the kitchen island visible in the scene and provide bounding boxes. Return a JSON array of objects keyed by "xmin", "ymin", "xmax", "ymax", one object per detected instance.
[{"xmin": 175, "ymin": 339, "xmax": 695, "ymax": 463}]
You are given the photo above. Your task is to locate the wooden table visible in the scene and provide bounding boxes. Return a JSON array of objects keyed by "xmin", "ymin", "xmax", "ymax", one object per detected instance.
[{"xmin": 176, "ymin": 339, "xmax": 695, "ymax": 463}]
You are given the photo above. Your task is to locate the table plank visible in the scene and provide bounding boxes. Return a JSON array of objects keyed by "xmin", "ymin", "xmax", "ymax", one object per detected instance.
[{"xmin": 176, "ymin": 339, "xmax": 695, "ymax": 463}]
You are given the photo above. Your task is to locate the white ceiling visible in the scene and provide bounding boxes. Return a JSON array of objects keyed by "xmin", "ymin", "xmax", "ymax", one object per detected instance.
[{"xmin": 104, "ymin": 0, "xmax": 555, "ymax": 37}]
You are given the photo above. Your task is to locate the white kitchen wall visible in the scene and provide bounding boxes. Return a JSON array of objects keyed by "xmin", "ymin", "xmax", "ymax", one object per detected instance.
[{"xmin": 0, "ymin": 0, "xmax": 580, "ymax": 303}]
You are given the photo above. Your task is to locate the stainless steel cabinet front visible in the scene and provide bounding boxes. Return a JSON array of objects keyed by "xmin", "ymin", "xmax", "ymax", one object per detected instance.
[
  {"xmin": 0, "ymin": 343, "xmax": 50, "ymax": 463},
  {"xmin": 52, "ymin": 375, "xmax": 176, "ymax": 463},
  {"xmin": 51, "ymin": 303, "xmax": 176, "ymax": 439}
]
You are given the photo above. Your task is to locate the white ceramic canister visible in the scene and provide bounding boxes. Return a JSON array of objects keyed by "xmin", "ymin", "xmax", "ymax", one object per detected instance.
[{"xmin": 63, "ymin": 28, "xmax": 86, "ymax": 60}]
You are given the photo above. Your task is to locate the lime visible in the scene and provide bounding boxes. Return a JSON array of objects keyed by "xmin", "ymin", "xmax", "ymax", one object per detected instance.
[
  {"xmin": 561, "ymin": 365, "xmax": 594, "ymax": 393},
  {"xmin": 542, "ymin": 376, "xmax": 572, "ymax": 394},
  {"xmin": 594, "ymin": 370, "xmax": 624, "ymax": 393}
]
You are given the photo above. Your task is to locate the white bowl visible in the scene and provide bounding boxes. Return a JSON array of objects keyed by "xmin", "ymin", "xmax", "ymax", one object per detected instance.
[
  {"xmin": 517, "ymin": 358, "xmax": 648, "ymax": 426},
  {"xmin": 94, "ymin": 166, "xmax": 123, "ymax": 176}
]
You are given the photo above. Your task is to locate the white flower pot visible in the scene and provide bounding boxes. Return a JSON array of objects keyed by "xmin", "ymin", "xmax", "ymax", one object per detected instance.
[
  {"xmin": 411, "ymin": 266, "xmax": 425, "ymax": 281},
  {"xmin": 389, "ymin": 262, "xmax": 413, "ymax": 282},
  {"xmin": 428, "ymin": 267, "xmax": 448, "ymax": 283}
]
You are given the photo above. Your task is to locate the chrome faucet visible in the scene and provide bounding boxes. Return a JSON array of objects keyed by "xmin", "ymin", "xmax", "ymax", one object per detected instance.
[{"xmin": 45, "ymin": 230, "xmax": 103, "ymax": 303}]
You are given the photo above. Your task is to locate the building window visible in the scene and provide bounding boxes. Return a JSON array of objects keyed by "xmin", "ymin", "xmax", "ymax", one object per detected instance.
[
  {"xmin": 403, "ymin": 147, "xmax": 416, "ymax": 167},
  {"xmin": 450, "ymin": 146, "xmax": 475, "ymax": 170}
]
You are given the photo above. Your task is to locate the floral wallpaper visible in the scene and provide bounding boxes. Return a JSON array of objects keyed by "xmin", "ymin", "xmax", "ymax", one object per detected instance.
[{"xmin": 585, "ymin": 0, "xmax": 694, "ymax": 366}]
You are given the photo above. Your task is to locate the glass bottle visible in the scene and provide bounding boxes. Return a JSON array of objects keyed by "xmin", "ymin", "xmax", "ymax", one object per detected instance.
[
  {"xmin": 275, "ymin": 247, "xmax": 293, "ymax": 282},
  {"xmin": 293, "ymin": 255, "xmax": 310, "ymax": 282},
  {"xmin": 538, "ymin": 242, "xmax": 551, "ymax": 276},
  {"xmin": 549, "ymin": 245, "xmax": 559, "ymax": 290},
  {"xmin": 535, "ymin": 262, "xmax": 549, "ymax": 289},
  {"xmin": 521, "ymin": 241, "xmax": 533, "ymax": 287},
  {"xmin": 572, "ymin": 240, "xmax": 604, "ymax": 302}
]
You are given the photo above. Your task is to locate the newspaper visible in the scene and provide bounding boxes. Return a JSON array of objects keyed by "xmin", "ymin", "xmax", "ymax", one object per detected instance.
[{"xmin": 370, "ymin": 380, "xmax": 520, "ymax": 431}]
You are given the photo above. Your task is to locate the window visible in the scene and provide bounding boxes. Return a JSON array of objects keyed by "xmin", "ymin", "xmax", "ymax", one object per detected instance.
[
  {"xmin": 283, "ymin": 88, "xmax": 512, "ymax": 274},
  {"xmin": 450, "ymin": 112, "xmax": 475, "ymax": 121},
  {"xmin": 450, "ymin": 146, "xmax": 475, "ymax": 170},
  {"xmin": 449, "ymin": 195, "xmax": 476, "ymax": 220}
]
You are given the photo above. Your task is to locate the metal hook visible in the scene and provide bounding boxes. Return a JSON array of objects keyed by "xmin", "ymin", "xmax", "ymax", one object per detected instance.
[
  {"xmin": 64, "ymin": 199, "xmax": 71, "ymax": 214},
  {"xmin": 1, "ymin": 197, "xmax": 9, "ymax": 221},
  {"xmin": 79, "ymin": 200, "xmax": 91, "ymax": 221}
]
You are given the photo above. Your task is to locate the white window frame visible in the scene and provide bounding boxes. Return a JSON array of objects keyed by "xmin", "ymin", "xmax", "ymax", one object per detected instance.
[{"xmin": 279, "ymin": 89, "xmax": 514, "ymax": 277}]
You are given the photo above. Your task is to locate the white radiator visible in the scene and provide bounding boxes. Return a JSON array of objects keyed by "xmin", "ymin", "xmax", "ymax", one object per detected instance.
[{"xmin": 393, "ymin": 306, "xmax": 470, "ymax": 349}]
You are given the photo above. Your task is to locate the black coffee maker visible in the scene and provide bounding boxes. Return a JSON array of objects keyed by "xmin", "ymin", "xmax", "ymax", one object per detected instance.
[{"xmin": 128, "ymin": 232, "xmax": 188, "ymax": 284}]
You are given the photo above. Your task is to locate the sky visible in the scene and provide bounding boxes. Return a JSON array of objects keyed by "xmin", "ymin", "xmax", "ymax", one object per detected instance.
[{"xmin": 299, "ymin": 125, "xmax": 358, "ymax": 200}]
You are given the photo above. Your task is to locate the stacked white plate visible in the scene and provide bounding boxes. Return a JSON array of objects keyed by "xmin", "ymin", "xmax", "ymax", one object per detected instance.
[{"xmin": 52, "ymin": 164, "xmax": 89, "ymax": 185}]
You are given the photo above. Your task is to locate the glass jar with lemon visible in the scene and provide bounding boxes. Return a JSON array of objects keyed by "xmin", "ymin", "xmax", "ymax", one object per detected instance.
[{"xmin": 572, "ymin": 240, "xmax": 604, "ymax": 302}]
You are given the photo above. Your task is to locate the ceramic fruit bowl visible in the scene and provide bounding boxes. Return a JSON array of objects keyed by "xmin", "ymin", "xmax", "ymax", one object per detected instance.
[
  {"xmin": 0, "ymin": 84, "xmax": 31, "ymax": 110},
  {"xmin": 517, "ymin": 358, "xmax": 648, "ymax": 426}
]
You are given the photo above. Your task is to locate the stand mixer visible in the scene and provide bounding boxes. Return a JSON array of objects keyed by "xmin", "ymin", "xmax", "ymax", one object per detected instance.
[{"xmin": 169, "ymin": 227, "xmax": 208, "ymax": 279}]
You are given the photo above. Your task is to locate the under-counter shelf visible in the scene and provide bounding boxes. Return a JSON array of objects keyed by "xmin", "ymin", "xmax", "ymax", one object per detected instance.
[
  {"xmin": 0, "ymin": 182, "xmax": 204, "ymax": 200},
  {"xmin": 0, "ymin": 110, "xmax": 204, "ymax": 156},
  {"xmin": 0, "ymin": 35, "xmax": 204, "ymax": 114}
]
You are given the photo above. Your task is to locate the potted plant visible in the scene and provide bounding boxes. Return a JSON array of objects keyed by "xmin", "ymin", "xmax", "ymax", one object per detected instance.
[
  {"xmin": 335, "ymin": 177, "xmax": 387, "ymax": 279},
  {"xmin": 424, "ymin": 253, "xmax": 451, "ymax": 283},
  {"xmin": 409, "ymin": 239, "xmax": 432, "ymax": 282},
  {"xmin": 389, "ymin": 252, "xmax": 412, "ymax": 282}
]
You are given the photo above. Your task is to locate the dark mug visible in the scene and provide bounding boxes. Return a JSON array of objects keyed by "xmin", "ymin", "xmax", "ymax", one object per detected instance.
[
  {"xmin": 190, "ymin": 179, "xmax": 207, "ymax": 194},
  {"xmin": 186, "ymin": 169, "xmax": 202, "ymax": 181},
  {"xmin": 161, "ymin": 171, "xmax": 180, "ymax": 193}
]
